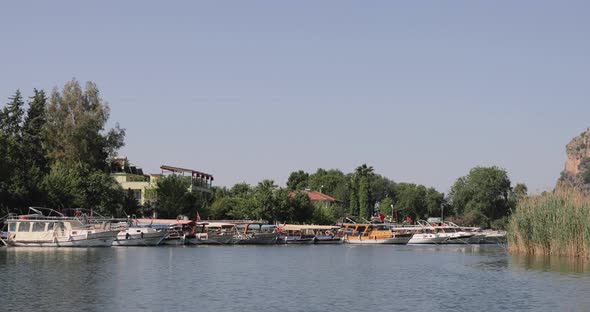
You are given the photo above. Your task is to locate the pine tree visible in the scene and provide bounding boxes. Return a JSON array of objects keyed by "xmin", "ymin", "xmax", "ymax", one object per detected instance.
[
  {"xmin": 0, "ymin": 90, "xmax": 26, "ymax": 207},
  {"xmin": 0, "ymin": 90, "xmax": 25, "ymax": 136},
  {"xmin": 19, "ymin": 89, "xmax": 49, "ymax": 205}
]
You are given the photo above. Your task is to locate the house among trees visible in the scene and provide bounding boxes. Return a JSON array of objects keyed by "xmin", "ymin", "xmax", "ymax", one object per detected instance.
[
  {"xmin": 110, "ymin": 157, "xmax": 213, "ymax": 206},
  {"xmin": 289, "ymin": 190, "xmax": 338, "ymax": 207}
]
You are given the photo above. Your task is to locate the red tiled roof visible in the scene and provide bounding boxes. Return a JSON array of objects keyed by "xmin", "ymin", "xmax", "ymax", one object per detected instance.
[{"xmin": 289, "ymin": 191, "xmax": 338, "ymax": 203}]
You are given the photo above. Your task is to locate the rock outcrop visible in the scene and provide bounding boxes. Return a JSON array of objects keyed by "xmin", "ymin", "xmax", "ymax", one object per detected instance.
[{"xmin": 560, "ymin": 128, "xmax": 590, "ymax": 190}]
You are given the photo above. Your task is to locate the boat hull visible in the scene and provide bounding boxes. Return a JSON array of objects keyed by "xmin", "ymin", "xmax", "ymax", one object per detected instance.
[
  {"xmin": 161, "ymin": 237, "xmax": 185, "ymax": 245},
  {"xmin": 314, "ymin": 236, "xmax": 343, "ymax": 244},
  {"xmin": 344, "ymin": 236, "xmax": 400, "ymax": 244},
  {"xmin": 443, "ymin": 234, "xmax": 475, "ymax": 244},
  {"xmin": 197, "ymin": 234, "xmax": 234, "ymax": 245},
  {"xmin": 8, "ymin": 230, "xmax": 119, "ymax": 247},
  {"xmin": 408, "ymin": 234, "xmax": 448, "ymax": 244},
  {"xmin": 112, "ymin": 232, "xmax": 168, "ymax": 246},
  {"xmin": 233, "ymin": 233, "xmax": 278, "ymax": 245},
  {"xmin": 284, "ymin": 235, "xmax": 315, "ymax": 244}
]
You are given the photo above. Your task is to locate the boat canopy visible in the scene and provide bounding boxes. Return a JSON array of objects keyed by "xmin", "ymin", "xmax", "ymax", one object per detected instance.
[
  {"xmin": 135, "ymin": 218, "xmax": 201, "ymax": 226},
  {"xmin": 280, "ymin": 224, "xmax": 341, "ymax": 231}
]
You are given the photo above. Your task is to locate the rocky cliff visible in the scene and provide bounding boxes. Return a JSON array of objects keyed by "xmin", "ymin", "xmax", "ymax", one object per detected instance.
[{"xmin": 560, "ymin": 128, "xmax": 590, "ymax": 190}]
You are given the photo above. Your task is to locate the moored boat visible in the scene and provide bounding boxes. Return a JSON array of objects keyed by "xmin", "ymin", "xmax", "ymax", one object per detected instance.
[
  {"xmin": 4, "ymin": 207, "xmax": 119, "ymax": 247},
  {"xmin": 278, "ymin": 224, "xmax": 315, "ymax": 244},
  {"xmin": 112, "ymin": 225, "xmax": 168, "ymax": 246},
  {"xmin": 278, "ymin": 224, "xmax": 343, "ymax": 244},
  {"xmin": 405, "ymin": 221, "xmax": 475, "ymax": 244},
  {"xmin": 232, "ymin": 223, "xmax": 278, "ymax": 245},
  {"xmin": 195, "ymin": 222, "xmax": 236, "ymax": 245},
  {"xmin": 342, "ymin": 223, "xmax": 412, "ymax": 244},
  {"xmin": 136, "ymin": 218, "xmax": 204, "ymax": 245}
]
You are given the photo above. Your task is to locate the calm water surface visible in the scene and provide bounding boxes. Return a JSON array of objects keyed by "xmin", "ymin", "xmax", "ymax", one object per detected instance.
[{"xmin": 1, "ymin": 245, "xmax": 590, "ymax": 311}]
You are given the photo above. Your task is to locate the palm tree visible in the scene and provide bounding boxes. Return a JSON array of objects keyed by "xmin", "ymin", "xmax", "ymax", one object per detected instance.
[{"xmin": 355, "ymin": 164, "xmax": 374, "ymax": 178}]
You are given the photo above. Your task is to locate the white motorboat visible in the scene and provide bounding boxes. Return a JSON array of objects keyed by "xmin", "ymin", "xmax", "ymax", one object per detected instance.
[
  {"xmin": 406, "ymin": 221, "xmax": 475, "ymax": 244},
  {"xmin": 112, "ymin": 226, "xmax": 168, "ymax": 246}
]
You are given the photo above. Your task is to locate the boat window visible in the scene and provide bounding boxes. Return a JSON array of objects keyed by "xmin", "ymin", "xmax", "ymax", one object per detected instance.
[
  {"xmin": 55, "ymin": 222, "xmax": 64, "ymax": 231},
  {"xmin": 32, "ymin": 222, "xmax": 45, "ymax": 232},
  {"xmin": 8, "ymin": 223, "xmax": 17, "ymax": 232},
  {"xmin": 18, "ymin": 222, "xmax": 31, "ymax": 232},
  {"xmin": 47, "ymin": 223, "xmax": 54, "ymax": 231}
]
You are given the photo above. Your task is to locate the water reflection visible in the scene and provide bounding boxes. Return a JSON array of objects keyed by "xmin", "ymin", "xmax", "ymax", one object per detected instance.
[
  {"xmin": 510, "ymin": 253, "xmax": 590, "ymax": 274},
  {"xmin": 0, "ymin": 248, "xmax": 115, "ymax": 311},
  {"xmin": 1, "ymin": 245, "xmax": 590, "ymax": 311}
]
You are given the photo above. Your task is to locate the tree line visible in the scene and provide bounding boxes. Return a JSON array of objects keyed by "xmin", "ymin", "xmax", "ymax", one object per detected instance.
[
  {"xmin": 202, "ymin": 164, "xmax": 527, "ymax": 229},
  {"xmin": 0, "ymin": 80, "xmax": 527, "ymax": 228}
]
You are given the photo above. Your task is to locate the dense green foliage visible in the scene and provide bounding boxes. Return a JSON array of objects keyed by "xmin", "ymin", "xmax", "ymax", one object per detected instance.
[
  {"xmin": 286, "ymin": 170, "xmax": 309, "ymax": 190},
  {"xmin": 151, "ymin": 175, "xmax": 210, "ymax": 219},
  {"xmin": 0, "ymin": 80, "xmax": 126, "ymax": 216},
  {"xmin": 206, "ymin": 165, "xmax": 446, "ymax": 224},
  {"xmin": 390, "ymin": 183, "xmax": 445, "ymax": 221},
  {"xmin": 207, "ymin": 180, "xmax": 314, "ymax": 223},
  {"xmin": 509, "ymin": 187, "xmax": 590, "ymax": 258},
  {"xmin": 579, "ymin": 157, "xmax": 590, "ymax": 184},
  {"xmin": 448, "ymin": 166, "xmax": 518, "ymax": 228}
]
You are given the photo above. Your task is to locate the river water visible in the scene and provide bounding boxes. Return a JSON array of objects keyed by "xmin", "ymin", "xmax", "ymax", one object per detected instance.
[{"xmin": 1, "ymin": 245, "xmax": 589, "ymax": 311}]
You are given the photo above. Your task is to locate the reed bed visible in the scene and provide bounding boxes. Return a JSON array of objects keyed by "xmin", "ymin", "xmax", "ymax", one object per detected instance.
[{"xmin": 508, "ymin": 187, "xmax": 590, "ymax": 258}]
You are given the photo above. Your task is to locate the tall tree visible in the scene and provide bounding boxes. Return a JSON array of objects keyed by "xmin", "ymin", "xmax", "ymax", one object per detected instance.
[
  {"xmin": 155, "ymin": 175, "xmax": 192, "ymax": 218},
  {"xmin": 425, "ymin": 187, "xmax": 445, "ymax": 217},
  {"xmin": 355, "ymin": 164, "xmax": 374, "ymax": 219},
  {"xmin": 449, "ymin": 166, "xmax": 512, "ymax": 227},
  {"xmin": 22, "ymin": 89, "xmax": 48, "ymax": 170},
  {"xmin": 44, "ymin": 79, "xmax": 125, "ymax": 170},
  {"xmin": 253, "ymin": 179, "xmax": 277, "ymax": 221},
  {"xmin": 0, "ymin": 90, "xmax": 25, "ymax": 136},
  {"xmin": 0, "ymin": 131, "xmax": 10, "ymax": 210},
  {"xmin": 0, "ymin": 90, "xmax": 26, "ymax": 207},
  {"xmin": 286, "ymin": 170, "xmax": 309, "ymax": 190},
  {"xmin": 394, "ymin": 183, "xmax": 426, "ymax": 221},
  {"xmin": 20, "ymin": 89, "xmax": 49, "ymax": 205},
  {"xmin": 349, "ymin": 176, "xmax": 359, "ymax": 216}
]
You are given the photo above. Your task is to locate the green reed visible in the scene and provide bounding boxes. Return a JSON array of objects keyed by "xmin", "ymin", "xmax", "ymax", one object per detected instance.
[{"xmin": 508, "ymin": 187, "xmax": 590, "ymax": 258}]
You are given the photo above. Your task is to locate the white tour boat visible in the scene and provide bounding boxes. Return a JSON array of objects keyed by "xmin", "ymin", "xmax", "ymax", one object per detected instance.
[{"xmin": 4, "ymin": 208, "xmax": 119, "ymax": 247}]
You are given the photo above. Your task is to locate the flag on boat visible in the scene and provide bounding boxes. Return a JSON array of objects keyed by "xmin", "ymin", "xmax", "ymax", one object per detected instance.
[
  {"xmin": 196, "ymin": 211, "xmax": 201, "ymax": 222},
  {"xmin": 379, "ymin": 213, "xmax": 385, "ymax": 222}
]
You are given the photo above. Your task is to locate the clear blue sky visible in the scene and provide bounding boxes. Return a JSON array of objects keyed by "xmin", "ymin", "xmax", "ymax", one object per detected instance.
[{"xmin": 1, "ymin": 1, "xmax": 589, "ymax": 194}]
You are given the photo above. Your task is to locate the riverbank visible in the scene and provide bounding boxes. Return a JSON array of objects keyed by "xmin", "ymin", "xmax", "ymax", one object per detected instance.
[{"xmin": 508, "ymin": 187, "xmax": 590, "ymax": 258}]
